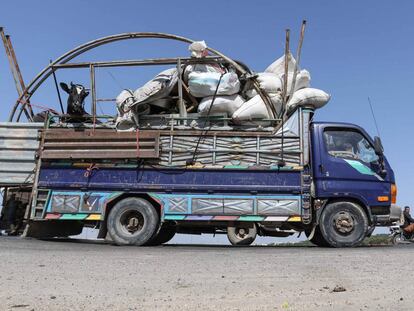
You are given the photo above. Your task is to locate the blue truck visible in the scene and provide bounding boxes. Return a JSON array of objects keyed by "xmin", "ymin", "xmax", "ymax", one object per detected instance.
[{"xmin": 0, "ymin": 32, "xmax": 398, "ymax": 247}]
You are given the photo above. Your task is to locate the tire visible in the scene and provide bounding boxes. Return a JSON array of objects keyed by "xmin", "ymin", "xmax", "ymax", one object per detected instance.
[
  {"xmin": 144, "ymin": 224, "xmax": 176, "ymax": 246},
  {"xmin": 305, "ymin": 226, "xmax": 330, "ymax": 247},
  {"xmin": 391, "ymin": 233, "xmax": 403, "ymax": 245},
  {"xmin": 107, "ymin": 197, "xmax": 159, "ymax": 246},
  {"xmin": 227, "ymin": 224, "xmax": 257, "ymax": 246},
  {"xmin": 319, "ymin": 201, "xmax": 368, "ymax": 248}
]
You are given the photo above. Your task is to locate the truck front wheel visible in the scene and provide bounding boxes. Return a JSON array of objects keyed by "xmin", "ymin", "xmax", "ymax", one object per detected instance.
[
  {"xmin": 107, "ymin": 197, "xmax": 159, "ymax": 246},
  {"xmin": 227, "ymin": 224, "xmax": 257, "ymax": 246},
  {"xmin": 319, "ymin": 201, "xmax": 368, "ymax": 248}
]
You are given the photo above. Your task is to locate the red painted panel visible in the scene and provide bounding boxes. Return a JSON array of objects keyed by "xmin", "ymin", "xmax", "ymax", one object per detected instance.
[{"xmin": 45, "ymin": 213, "xmax": 61, "ymax": 219}]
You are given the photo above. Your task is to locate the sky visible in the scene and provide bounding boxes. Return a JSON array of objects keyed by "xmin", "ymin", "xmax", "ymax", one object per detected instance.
[{"xmin": 0, "ymin": 0, "xmax": 413, "ymax": 236}]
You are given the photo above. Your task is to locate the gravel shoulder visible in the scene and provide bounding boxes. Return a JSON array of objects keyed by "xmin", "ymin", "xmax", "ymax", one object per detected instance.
[{"xmin": 0, "ymin": 237, "xmax": 412, "ymax": 311}]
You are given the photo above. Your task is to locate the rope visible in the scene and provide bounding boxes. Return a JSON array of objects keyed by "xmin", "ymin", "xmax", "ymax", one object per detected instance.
[
  {"xmin": 84, "ymin": 163, "xmax": 98, "ymax": 178},
  {"xmin": 136, "ymin": 128, "xmax": 140, "ymax": 158}
]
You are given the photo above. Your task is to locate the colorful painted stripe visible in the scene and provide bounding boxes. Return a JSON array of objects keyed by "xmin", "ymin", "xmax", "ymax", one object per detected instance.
[
  {"xmin": 263, "ymin": 216, "xmax": 289, "ymax": 222},
  {"xmin": 164, "ymin": 215, "xmax": 186, "ymax": 221},
  {"xmin": 45, "ymin": 213, "xmax": 61, "ymax": 219},
  {"xmin": 45, "ymin": 213, "xmax": 102, "ymax": 220},
  {"xmin": 163, "ymin": 214, "xmax": 301, "ymax": 222}
]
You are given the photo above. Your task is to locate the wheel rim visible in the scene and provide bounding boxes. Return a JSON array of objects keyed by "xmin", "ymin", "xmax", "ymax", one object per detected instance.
[
  {"xmin": 235, "ymin": 228, "xmax": 248, "ymax": 240},
  {"xmin": 119, "ymin": 210, "xmax": 144, "ymax": 235},
  {"xmin": 332, "ymin": 211, "xmax": 355, "ymax": 235}
]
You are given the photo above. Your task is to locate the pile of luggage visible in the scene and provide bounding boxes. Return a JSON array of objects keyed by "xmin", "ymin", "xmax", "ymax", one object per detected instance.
[{"xmin": 115, "ymin": 41, "xmax": 330, "ymax": 131}]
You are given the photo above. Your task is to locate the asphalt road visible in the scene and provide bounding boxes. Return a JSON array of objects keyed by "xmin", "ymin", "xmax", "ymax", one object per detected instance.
[{"xmin": 0, "ymin": 237, "xmax": 412, "ymax": 311}]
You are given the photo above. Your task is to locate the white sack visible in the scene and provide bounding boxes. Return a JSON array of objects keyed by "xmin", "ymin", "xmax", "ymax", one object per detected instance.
[
  {"xmin": 116, "ymin": 89, "xmax": 150, "ymax": 131},
  {"xmin": 282, "ymin": 69, "xmax": 311, "ymax": 93},
  {"xmin": 188, "ymin": 71, "xmax": 240, "ymax": 97},
  {"xmin": 132, "ymin": 68, "xmax": 177, "ymax": 108},
  {"xmin": 198, "ymin": 94, "xmax": 245, "ymax": 116},
  {"xmin": 189, "ymin": 40, "xmax": 208, "ymax": 58},
  {"xmin": 265, "ymin": 52, "xmax": 298, "ymax": 75},
  {"xmin": 287, "ymin": 88, "xmax": 330, "ymax": 111},
  {"xmin": 183, "ymin": 63, "xmax": 224, "ymax": 84},
  {"xmin": 116, "ymin": 89, "xmax": 135, "ymax": 110},
  {"xmin": 245, "ymin": 73, "xmax": 283, "ymax": 98},
  {"xmin": 232, "ymin": 93, "xmax": 283, "ymax": 124}
]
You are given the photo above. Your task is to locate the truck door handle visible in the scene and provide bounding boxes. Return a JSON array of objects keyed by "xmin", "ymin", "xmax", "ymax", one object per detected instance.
[{"xmin": 319, "ymin": 164, "xmax": 324, "ymax": 173}]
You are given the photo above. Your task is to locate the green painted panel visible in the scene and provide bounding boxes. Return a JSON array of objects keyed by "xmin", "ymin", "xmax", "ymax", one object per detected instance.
[
  {"xmin": 60, "ymin": 214, "xmax": 88, "ymax": 220},
  {"xmin": 344, "ymin": 159, "xmax": 374, "ymax": 175},
  {"xmin": 164, "ymin": 215, "xmax": 186, "ymax": 220},
  {"xmin": 238, "ymin": 215, "xmax": 265, "ymax": 221},
  {"xmin": 223, "ymin": 165, "xmax": 249, "ymax": 169}
]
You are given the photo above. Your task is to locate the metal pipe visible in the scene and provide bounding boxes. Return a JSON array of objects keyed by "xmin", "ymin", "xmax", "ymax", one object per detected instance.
[
  {"xmin": 50, "ymin": 60, "xmax": 65, "ymax": 114},
  {"xmin": 282, "ymin": 29, "xmax": 290, "ymax": 107},
  {"xmin": 50, "ymin": 56, "xmax": 225, "ymax": 69},
  {"xmin": 289, "ymin": 20, "xmax": 307, "ymax": 97},
  {"xmin": 0, "ymin": 28, "xmax": 31, "ymax": 119},
  {"xmin": 89, "ymin": 64, "xmax": 96, "ymax": 127},
  {"xmin": 10, "ymin": 32, "xmax": 265, "ymax": 122},
  {"xmin": 176, "ymin": 58, "xmax": 186, "ymax": 125}
]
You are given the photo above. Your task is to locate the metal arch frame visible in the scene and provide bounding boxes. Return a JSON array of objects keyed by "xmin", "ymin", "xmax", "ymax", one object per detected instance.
[{"xmin": 9, "ymin": 32, "xmax": 276, "ymax": 122}]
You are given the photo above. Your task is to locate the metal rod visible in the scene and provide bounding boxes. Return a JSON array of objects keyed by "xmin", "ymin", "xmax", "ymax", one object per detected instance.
[
  {"xmin": 289, "ymin": 20, "xmax": 307, "ymax": 97},
  {"xmin": 89, "ymin": 64, "xmax": 96, "ymax": 128},
  {"xmin": 282, "ymin": 29, "xmax": 290, "ymax": 106},
  {"xmin": 1, "ymin": 30, "xmax": 32, "ymax": 120},
  {"xmin": 50, "ymin": 60, "xmax": 65, "ymax": 114},
  {"xmin": 50, "ymin": 56, "xmax": 225, "ymax": 69},
  {"xmin": 10, "ymin": 32, "xmax": 249, "ymax": 121},
  {"xmin": 1, "ymin": 29, "xmax": 21, "ymax": 95},
  {"xmin": 278, "ymin": 29, "xmax": 290, "ymax": 167},
  {"xmin": 176, "ymin": 58, "xmax": 186, "ymax": 125}
]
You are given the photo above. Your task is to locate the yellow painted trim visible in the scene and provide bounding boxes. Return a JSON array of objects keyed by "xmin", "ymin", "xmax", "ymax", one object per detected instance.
[
  {"xmin": 287, "ymin": 216, "xmax": 302, "ymax": 222},
  {"xmin": 86, "ymin": 214, "xmax": 101, "ymax": 221}
]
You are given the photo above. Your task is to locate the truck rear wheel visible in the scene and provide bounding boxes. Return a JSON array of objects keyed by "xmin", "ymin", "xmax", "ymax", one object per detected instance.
[
  {"xmin": 107, "ymin": 197, "xmax": 159, "ymax": 246},
  {"xmin": 305, "ymin": 226, "xmax": 330, "ymax": 247},
  {"xmin": 319, "ymin": 201, "xmax": 368, "ymax": 248},
  {"xmin": 144, "ymin": 224, "xmax": 176, "ymax": 246},
  {"xmin": 227, "ymin": 224, "xmax": 257, "ymax": 246}
]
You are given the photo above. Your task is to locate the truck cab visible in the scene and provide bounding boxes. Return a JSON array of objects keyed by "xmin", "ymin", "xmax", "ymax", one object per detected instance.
[{"xmin": 308, "ymin": 121, "xmax": 397, "ymax": 247}]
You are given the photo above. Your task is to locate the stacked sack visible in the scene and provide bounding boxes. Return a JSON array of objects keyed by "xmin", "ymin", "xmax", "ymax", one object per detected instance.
[
  {"xmin": 115, "ymin": 41, "xmax": 331, "ymax": 130},
  {"xmin": 185, "ymin": 41, "xmax": 246, "ymax": 118},
  {"xmin": 232, "ymin": 52, "xmax": 330, "ymax": 124}
]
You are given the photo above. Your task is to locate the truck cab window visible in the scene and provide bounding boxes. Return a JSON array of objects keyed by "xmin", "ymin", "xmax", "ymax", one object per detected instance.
[{"xmin": 324, "ymin": 130, "xmax": 379, "ymax": 164}]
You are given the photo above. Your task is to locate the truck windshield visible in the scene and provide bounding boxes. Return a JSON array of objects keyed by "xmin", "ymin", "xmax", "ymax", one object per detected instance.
[{"xmin": 324, "ymin": 129, "xmax": 379, "ymax": 164}]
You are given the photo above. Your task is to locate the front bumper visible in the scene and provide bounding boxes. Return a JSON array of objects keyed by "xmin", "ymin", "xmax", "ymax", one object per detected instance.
[{"xmin": 374, "ymin": 204, "xmax": 402, "ymax": 226}]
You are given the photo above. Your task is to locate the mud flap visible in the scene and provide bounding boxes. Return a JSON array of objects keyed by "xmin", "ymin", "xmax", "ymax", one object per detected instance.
[{"xmin": 23, "ymin": 220, "xmax": 84, "ymax": 238}]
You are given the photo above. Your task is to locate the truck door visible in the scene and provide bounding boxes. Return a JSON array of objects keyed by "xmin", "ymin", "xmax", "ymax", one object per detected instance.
[{"xmin": 313, "ymin": 125, "xmax": 391, "ymax": 207}]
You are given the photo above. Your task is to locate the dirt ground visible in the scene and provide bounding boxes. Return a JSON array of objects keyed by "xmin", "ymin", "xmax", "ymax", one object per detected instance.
[{"xmin": 0, "ymin": 236, "xmax": 411, "ymax": 311}]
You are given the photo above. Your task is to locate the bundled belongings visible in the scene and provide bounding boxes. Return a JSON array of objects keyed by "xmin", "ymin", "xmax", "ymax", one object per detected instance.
[
  {"xmin": 114, "ymin": 40, "xmax": 330, "ymax": 131},
  {"xmin": 232, "ymin": 93, "xmax": 283, "ymax": 125},
  {"xmin": 188, "ymin": 71, "xmax": 240, "ymax": 98},
  {"xmin": 286, "ymin": 88, "xmax": 330, "ymax": 112},
  {"xmin": 198, "ymin": 94, "xmax": 245, "ymax": 116},
  {"xmin": 133, "ymin": 68, "xmax": 178, "ymax": 105}
]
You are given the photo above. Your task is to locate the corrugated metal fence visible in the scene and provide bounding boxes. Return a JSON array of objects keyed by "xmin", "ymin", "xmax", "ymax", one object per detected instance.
[{"xmin": 0, "ymin": 122, "xmax": 43, "ymax": 185}]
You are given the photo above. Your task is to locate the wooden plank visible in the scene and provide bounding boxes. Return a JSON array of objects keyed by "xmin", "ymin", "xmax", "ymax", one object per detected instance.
[
  {"xmin": 43, "ymin": 141, "xmax": 156, "ymax": 148},
  {"xmin": 41, "ymin": 150, "xmax": 158, "ymax": 159},
  {"xmin": 44, "ymin": 129, "xmax": 159, "ymax": 140}
]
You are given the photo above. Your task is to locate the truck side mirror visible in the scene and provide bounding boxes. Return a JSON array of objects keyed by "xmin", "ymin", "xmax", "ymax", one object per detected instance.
[{"xmin": 373, "ymin": 136, "xmax": 384, "ymax": 156}]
